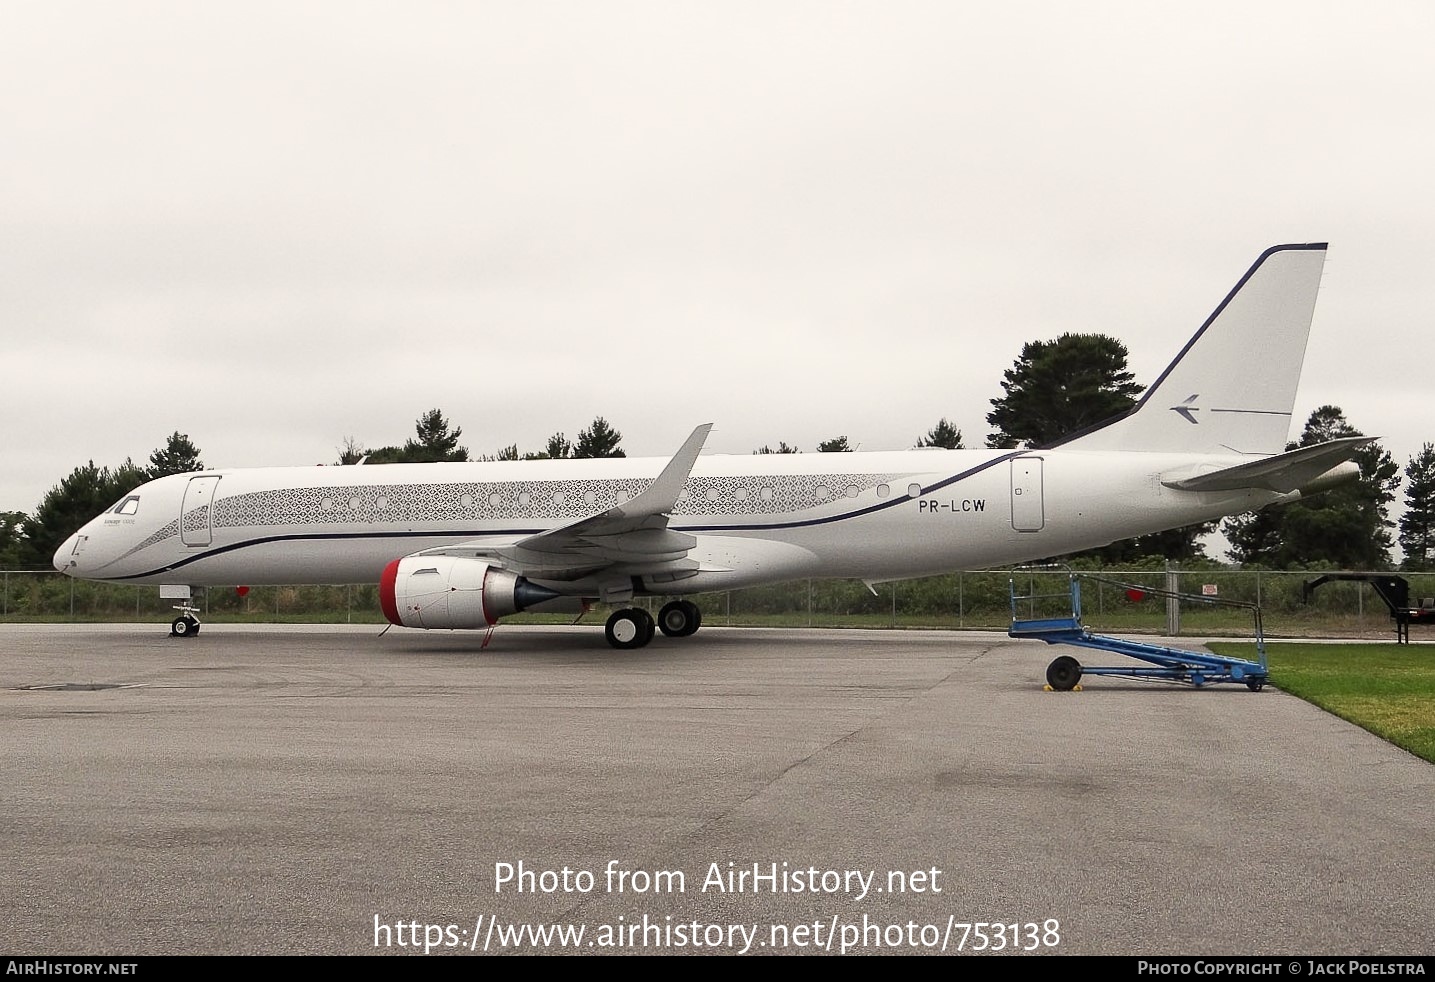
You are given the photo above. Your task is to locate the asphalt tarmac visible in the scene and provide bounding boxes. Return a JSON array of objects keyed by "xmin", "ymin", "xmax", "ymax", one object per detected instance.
[{"xmin": 2, "ymin": 623, "xmax": 1431, "ymax": 956}]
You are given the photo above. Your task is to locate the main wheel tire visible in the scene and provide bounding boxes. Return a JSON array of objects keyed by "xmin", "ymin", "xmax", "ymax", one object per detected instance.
[
  {"xmin": 1046, "ymin": 655, "xmax": 1082, "ymax": 691},
  {"xmin": 606, "ymin": 608, "xmax": 655, "ymax": 650},
  {"xmin": 171, "ymin": 616, "xmax": 197, "ymax": 638},
  {"xmin": 658, "ymin": 600, "xmax": 702, "ymax": 638}
]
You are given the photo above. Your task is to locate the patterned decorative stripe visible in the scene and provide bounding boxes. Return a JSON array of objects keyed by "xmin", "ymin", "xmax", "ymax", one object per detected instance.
[{"xmin": 206, "ymin": 474, "xmax": 909, "ymax": 528}]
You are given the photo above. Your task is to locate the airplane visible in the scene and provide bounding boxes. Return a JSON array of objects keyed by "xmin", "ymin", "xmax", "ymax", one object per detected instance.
[{"xmin": 53, "ymin": 243, "xmax": 1369, "ymax": 648}]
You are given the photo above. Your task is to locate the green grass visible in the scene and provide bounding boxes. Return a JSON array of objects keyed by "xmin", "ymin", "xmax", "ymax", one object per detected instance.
[{"xmin": 1209, "ymin": 642, "xmax": 1435, "ymax": 764}]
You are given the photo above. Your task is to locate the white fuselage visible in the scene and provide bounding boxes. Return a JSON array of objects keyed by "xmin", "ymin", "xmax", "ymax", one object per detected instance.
[{"xmin": 55, "ymin": 448, "xmax": 1275, "ymax": 594}]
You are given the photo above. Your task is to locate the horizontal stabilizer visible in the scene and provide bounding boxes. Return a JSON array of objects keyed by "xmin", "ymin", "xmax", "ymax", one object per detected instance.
[{"xmin": 1161, "ymin": 437, "xmax": 1371, "ymax": 493}]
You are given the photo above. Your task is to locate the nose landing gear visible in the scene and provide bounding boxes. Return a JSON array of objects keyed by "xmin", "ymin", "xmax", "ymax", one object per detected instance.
[
  {"xmin": 169, "ymin": 601, "xmax": 202, "ymax": 638},
  {"xmin": 171, "ymin": 614, "xmax": 202, "ymax": 637}
]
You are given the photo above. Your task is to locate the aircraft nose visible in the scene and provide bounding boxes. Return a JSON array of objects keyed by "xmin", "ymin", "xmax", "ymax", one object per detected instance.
[{"xmin": 53, "ymin": 534, "xmax": 78, "ymax": 574}]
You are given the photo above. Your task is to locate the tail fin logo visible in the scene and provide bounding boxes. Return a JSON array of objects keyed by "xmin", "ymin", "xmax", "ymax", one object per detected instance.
[{"xmin": 1171, "ymin": 395, "xmax": 1200, "ymax": 425}]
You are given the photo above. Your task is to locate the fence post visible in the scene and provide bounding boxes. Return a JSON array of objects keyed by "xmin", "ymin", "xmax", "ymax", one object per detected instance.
[
  {"xmin": 1165, "ymin": 561, "xmax": 1180, "ymax": 636},
  {"xmin": 957, "ymin": 572, "xmax": 964, "ymax": 628}
]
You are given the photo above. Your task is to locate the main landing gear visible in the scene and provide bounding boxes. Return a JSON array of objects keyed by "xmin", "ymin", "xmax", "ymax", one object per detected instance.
[{"xmin": 604, "ymin": 600, "xmax": 702, "ymax": 650}]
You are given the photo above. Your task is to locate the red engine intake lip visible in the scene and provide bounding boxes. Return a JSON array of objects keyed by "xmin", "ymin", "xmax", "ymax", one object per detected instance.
[{"xmin": 379, "ymin": 558, "xmax": 402, "ymax": 625}]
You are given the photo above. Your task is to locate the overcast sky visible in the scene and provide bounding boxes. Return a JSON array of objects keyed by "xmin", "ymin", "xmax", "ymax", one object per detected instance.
[{"xmin": 4, "ymin": 2, "xmax": 1432, "ymax": 545}]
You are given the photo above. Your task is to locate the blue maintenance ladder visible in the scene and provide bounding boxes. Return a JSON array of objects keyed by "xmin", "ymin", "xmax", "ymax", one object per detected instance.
[{"xmin": 1009, "ymin": 573, "xmax": 1268, "ymax": 691}]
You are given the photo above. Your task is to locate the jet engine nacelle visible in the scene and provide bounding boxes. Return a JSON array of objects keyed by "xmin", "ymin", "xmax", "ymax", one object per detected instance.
[{"xmin": 379, "ymin": 556, "xmax": 560, "ymax": 629}]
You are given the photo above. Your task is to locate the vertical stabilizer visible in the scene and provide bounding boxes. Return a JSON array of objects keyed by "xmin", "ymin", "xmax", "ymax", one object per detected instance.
[{"xmin": 1058, "ymin": 243, "xmax": 1328, "ymax": 456}]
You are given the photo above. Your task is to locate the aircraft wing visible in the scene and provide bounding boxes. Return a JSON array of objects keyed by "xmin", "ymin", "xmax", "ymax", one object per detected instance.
[
  {"xmin": 1161, "ymin": 436, "xmax": 1372, "ymax": 493},
  {"xmin": 412, "ymin": 423, "xmax": 714, "ymax": 579}
]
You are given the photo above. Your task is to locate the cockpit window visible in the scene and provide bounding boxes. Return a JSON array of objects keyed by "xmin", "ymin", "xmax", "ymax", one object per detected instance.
[{"xmin": 113, "ymin": 496, "xmax": 140, "ymax": 516}]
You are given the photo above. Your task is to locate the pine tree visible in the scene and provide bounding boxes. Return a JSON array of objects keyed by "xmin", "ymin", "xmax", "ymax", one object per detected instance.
[
  {"xmin": 1224, "ymin": 406, "xmax": 1399, "ymax": 567},
  {"xmin": 1400, "ymin": 443, "xmax": 1435, "ymax": 570},
  {"xmin": 573, "ymin": 417, "xmax": 625, "ymax": 458},
  {"xmin": 916, "ymin": 418, "xmax": 964, "ymax": 449},
  {"xmin": 528, "ymin": 433, "xmax": 572, "ymax": 460},
  {"xmin": 986, "ymin": 333, "xmax": 1206, "ymax": 559},
  {"xmin": 986, "ymin": 334, "xmax": 1143, "ymax": 449},
  {"xmin": 147, "ymin": 432, "xmax": 204, "ymax": 478},
  {"xmin": 403, "ymin": 409, "xmax": 468, "ymax": 462},
  {"xmin": 0, "ymin": 511, "xmax": 26, "ymax": 566}
]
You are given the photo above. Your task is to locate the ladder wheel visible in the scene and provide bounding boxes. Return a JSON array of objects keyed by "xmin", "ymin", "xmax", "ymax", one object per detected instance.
[{"xmin": 1046, "ymin": 655, "xmax": 1082, "ymax": 691}]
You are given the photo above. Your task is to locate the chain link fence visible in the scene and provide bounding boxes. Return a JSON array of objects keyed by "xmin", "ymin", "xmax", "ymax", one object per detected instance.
[{"xmin": 5, "ymin": 568, "xmax": 1432, "ymax": 638}]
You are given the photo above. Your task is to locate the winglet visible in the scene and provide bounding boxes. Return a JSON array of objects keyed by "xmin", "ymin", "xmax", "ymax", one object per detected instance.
[
  {"xmin": 608, "ymin": 423, "xmax": 713, "ymax": 520},
  {"xmin": 506, "ymin": 423, "xmax": 714, "ymax": 559}
]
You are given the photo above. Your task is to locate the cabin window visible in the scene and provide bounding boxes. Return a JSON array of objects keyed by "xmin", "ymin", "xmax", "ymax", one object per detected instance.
[
  {"xmin": 877, "ymin": 484, "xmax": 890, "ymax": 498},
  {"xmin": 706, "ymin": 487, "xmax": 721, "ymax": 502},
  {"xmin": 321, "ymin": 498, "xmax": 335, "ymax": 512},
  {"xmin": 583, "ymin": 489, "xmax": 597, "ymax": 505},
  {"xmin": 760, "ymin": 487, "xmax": 774, "ymax": 501},
  {"xmin": 489, "ymin": 492, "xmax": 502, "ymax": 507},
  {"xmin": 735, "ymin": 487, "xmax": 749, "ymax": 501},
  {"xmin": 815, "ymin": 485, "xmax": 830, "ymax": 500},
  {"xmin": 845, "ymin": 485, "xmax": 860, "ymax": 498},
  {"xmin": 552, "ymin": 491, "xmax": 566, "ymax": 505},
  {"xmin": 348, "ymin": 496, "xmax": 361, "ymax": 511},
  {"xmin": 518, "ymin": 491, "xmax": 531, "ymax": 505},
  {"xmin": 460, "ymin": 493, "xmax": 475, "ymax": 508},
  {"xmin": 908, "ymin": 483, "xmax": 922, "ymax": 498},
  {"xmin": 376, "ymin": 495, "xmax": 389, "ymax": 510}
]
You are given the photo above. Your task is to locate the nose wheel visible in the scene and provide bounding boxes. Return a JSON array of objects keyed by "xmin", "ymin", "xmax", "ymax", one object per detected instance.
[{"xmin": 170, "ymin": 604, "xmax": 202, "ymax": 638}]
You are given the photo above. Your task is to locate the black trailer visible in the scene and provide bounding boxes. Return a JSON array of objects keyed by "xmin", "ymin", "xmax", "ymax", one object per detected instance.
[{"xmin": 1302, "ymin": 573, "xmax": 1435, "ymax": 643}]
